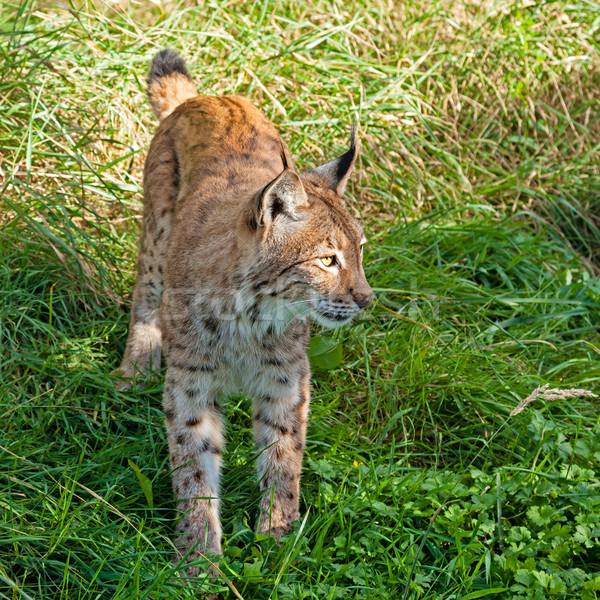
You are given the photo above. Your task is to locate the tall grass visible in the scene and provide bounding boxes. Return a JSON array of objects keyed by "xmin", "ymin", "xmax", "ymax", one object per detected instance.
[{"xmin": 1, "ymin": 0, "xmax": 599, "ymax": 598}]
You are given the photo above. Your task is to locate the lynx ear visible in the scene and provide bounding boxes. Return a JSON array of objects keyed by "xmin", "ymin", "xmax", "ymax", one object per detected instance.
[
  {"xmin": 306, "ymin": 123, "xmax": 358, "ymax": 195},
  {"xmin": 258, "ymin": 169, "xmax": 308, "ymax": 232}
]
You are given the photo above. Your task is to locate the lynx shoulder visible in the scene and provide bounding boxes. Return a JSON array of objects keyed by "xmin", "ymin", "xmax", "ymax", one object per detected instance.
[{"xmin": 114, "ymin": 48, "xmax": 373, "ymax": 575}]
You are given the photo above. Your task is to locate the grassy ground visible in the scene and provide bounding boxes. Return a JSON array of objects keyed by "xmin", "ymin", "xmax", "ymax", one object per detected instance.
[{"xmin": 1, "ymin": 0, "xmax": 600, "ymax": 598}]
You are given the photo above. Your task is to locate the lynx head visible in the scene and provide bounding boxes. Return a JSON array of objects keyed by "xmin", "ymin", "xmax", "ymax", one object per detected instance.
[{"xmin": 245, "ymin": 126, "xmax": 374, "ymax": 328}]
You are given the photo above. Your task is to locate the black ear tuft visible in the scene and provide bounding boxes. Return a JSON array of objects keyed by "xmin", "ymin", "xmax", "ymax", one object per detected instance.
[{"xmin": 305, "ymin": 121, "xmax": 359, "ymax": 195}]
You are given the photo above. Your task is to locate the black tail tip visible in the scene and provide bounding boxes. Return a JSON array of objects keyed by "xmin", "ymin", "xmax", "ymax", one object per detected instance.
[{"xmin": 147, "ymin": 48, "xmax": 189, "ymax": 85}]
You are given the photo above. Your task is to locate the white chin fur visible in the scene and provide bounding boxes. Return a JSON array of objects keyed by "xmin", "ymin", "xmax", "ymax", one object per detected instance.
[{"xmin": 311, "ymin": 310, "xmax": 353, "ymax": 329}]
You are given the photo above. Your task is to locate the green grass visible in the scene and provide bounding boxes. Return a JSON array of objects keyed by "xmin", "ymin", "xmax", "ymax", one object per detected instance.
[{"xmin": 1, "ymin": 0, "xmax": 600, "ymax": 598}]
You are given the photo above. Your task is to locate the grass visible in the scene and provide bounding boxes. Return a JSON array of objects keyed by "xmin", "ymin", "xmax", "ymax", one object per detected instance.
[{"xmin": 1, "ymin": 0, "xmax": 599, "ymax": 598}]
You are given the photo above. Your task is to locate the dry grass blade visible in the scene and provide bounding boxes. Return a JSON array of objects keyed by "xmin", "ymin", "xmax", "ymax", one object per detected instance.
[{"xmin": 510, "ymin": 383, "xmax": 598, "ymax": 416}]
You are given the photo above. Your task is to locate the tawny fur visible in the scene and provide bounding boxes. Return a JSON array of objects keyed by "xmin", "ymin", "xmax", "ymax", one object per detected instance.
[{"xmin": 114, "ymin": 48, "xmax": 373, "ymax": 577}]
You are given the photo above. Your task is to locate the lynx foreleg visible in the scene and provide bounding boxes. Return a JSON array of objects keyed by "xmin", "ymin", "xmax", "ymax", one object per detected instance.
[
  {"xmin": 164, "ymin": 367, "xmax": 224, "ymax": 575},
  {"xmin": 253, "ymin": 365, "xmax": 310, "ymax": 538}
]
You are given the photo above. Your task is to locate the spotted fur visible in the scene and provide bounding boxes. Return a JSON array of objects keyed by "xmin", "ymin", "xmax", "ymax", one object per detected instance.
[{"xmin": 114, "ymin": 49, "xmax": 373, "ymax": 575}]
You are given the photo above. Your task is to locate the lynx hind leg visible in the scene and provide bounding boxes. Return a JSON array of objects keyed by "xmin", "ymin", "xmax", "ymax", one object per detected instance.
[
  {"xmin": 113, "ymin": 131, "xmax": 177, "ymax": 389},
  {"xmin": 254, "ymin": 363, "xmax": 310, "ymax": 539}
]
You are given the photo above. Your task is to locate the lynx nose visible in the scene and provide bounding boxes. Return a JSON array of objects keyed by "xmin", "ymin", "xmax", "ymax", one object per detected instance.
[{"xmin": 351, "ymin": 286, "xmax": 374, "ymax": 309}]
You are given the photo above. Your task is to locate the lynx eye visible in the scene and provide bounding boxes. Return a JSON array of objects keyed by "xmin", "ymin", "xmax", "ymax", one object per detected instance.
[{"xmin": 320, "ymin": 256, "xmax": 336, "ymax": 267}]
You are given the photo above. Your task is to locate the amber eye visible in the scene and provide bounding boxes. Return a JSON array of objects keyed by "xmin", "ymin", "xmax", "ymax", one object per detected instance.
[{"xmin": 320, "ymin": 256, "xmax": 336, "ymax": 267}]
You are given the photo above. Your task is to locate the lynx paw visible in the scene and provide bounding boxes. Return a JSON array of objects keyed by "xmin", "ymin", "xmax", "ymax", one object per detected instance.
[
  {"xmin": 110, "ymin": 366, "xmax": 136, "ymax": 391},
  {"xmin": 173, "ymin": 546, "xmax": 221, "ymax": 598},
  {"xmin": 256, "ymin": 508, "xmax": 296, "ymax": 540}
]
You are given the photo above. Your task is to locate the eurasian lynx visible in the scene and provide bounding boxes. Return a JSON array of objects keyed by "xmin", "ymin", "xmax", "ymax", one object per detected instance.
[{"xmin": 114, "ymin": 49, "xmax": 373, "ymax": 574}]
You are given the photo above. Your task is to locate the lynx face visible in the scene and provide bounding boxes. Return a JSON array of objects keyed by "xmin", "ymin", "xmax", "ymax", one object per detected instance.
[
  {"xmin": 266, "ymin": 191, "xmax": 371, "ymax": 327},
  {"xmin": 246, "ymin": 164, "xmax": 373, "ymax": 331}
]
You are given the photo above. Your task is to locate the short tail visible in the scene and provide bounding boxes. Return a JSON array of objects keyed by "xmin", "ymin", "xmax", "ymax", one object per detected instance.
[{"xmin": 147, "ymin": 49, "xmax": 197, "ymax": 121}]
